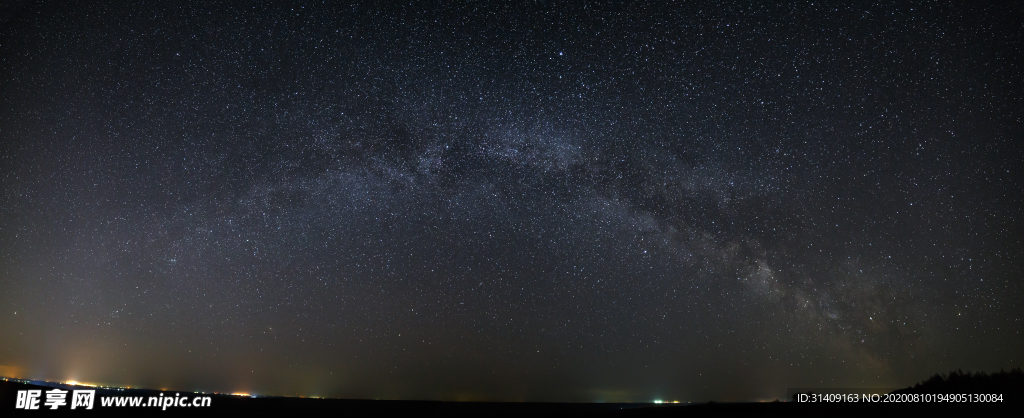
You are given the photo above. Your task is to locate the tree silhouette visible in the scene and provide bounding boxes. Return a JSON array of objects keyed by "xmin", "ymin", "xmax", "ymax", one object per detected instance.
[{"xmin": 892, "ymin": 367, "xmax": 1023, "ymax": 402}]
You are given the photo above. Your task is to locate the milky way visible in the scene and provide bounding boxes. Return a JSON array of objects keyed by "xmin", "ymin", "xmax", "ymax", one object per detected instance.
[{"xmin": 1, "ymin": 1, "xmax": 1021, "ymax": 401}]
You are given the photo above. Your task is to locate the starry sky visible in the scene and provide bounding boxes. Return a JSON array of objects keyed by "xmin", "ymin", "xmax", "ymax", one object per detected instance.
[{"xmin": 1, "ymin": 0, "xmax": 1021, "ymax": 402}]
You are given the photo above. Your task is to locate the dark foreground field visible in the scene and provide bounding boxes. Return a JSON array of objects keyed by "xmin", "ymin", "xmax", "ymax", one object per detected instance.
[{"xmin": 1, "ymin": 378, "xmax": 1019, "ymax": 417}]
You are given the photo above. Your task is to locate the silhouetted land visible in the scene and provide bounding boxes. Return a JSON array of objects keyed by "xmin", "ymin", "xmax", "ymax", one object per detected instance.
[
  {"xmin": 2, "ymin": 371, "xmax": 1020, "ymax": 417},
  {"xmin": 892, "ymin": 367, "xmax": 1024, "ymax": 401}
]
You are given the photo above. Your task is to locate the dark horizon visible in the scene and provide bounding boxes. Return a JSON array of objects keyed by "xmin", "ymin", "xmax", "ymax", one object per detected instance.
[
  {"xmin": 6, "ymin": 367, "xmax": 1021, "ymax": 402},
  {"xmin": 1, "ymin": 1, "xmax": 1021, "ymax": 403},
  {"xmin": 4, "ymin": 367, "xmax": 1023, "ymax": 407}
]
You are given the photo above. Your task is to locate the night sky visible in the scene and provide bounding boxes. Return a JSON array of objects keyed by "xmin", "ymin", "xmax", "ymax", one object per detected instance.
[{"xmin": 1, "ymin": 1, "xmax": 1022, "ymax": 402}]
